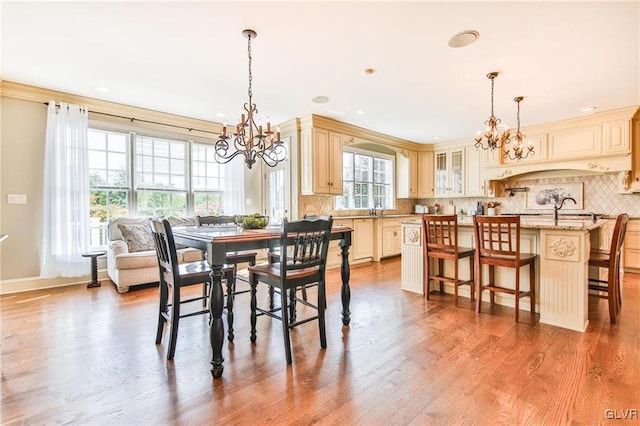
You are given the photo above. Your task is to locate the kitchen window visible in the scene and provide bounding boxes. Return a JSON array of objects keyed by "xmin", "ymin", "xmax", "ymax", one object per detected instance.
[{"xmin": 336, "ymin": 149, "xmax": 394, "ymax": 210}]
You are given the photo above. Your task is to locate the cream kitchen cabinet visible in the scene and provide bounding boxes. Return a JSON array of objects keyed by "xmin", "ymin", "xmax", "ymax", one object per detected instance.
[
  {"xmin": 326, "ymin": 218, "xmax": 374, "ymax": 269},
  {"xmin": 435, "ymin": 149, "xmax": 464, "ymax": 197},
  {"xmin": 417, "ymin": 151, "xmax": 434, "ymax": 198},
  {"xmin": 373, "ymin": 217, "xmax": 404, "ymax": 260},
  {"xmin": 301, "ymin": 127, "xmax": 343, "ymax": 195},
  {"xmin": 464, "ymin": 146, "xmax": 490, "ymax": 197},
  {"xmin": 353, "ymin": 218, "xmax": 374, "ymax": 260},
  {"xmin": 623, "ymin": 219, "xmax": 640, "ymax": 273}
]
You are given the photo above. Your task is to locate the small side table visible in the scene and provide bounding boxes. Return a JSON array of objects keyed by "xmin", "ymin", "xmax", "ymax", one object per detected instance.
[{"xmin": 82, "ymin": 250, "xmax": 106, "ymax": 288}]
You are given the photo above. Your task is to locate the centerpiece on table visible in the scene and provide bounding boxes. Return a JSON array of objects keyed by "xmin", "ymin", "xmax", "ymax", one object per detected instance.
[{"xmin": 235, "ymin": 213, "xmax": 269, "ymax": 229}]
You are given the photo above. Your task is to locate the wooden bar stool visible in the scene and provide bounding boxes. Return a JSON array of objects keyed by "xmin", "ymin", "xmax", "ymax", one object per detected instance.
[
  {"xmin": 473, "ymin": 215, "xmax": 536, "ymax": 322},
  {"xmin": 588, "ymin": 213, "xmax": 629, "ymax": 324},
  {"xmin": 421, "ymin": 214, "xmax": 475, "ymax": 306}
]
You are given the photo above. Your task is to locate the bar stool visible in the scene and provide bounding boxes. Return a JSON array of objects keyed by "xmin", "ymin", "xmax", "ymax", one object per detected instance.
[
  {"xmin": 421, "ymin": 214, "xmax": 475, "ymax": 306},
  {"xmin": 588, "ymin": 213, "xmax": 629, "ymax": 324},
  {"xmin": 473, "ymin": 215, "xmax": 536, "ymax": 322}
]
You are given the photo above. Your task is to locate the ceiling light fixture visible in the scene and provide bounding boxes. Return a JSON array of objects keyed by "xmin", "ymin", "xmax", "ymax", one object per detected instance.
[
  {"xmin": 504, "ymin": 96, "xmax": 534, "ymax": 161},
  {"xmin": 214, "ymin": 29, "xmax": 287, "ymax": 170},
  {"xmin": 312, "ymin": 96, "xmax": 330, "ymax": 104},
  {"xmin": 448, "ymin": 30, "xmax": 480, "ymax": 48},
  {"xmin": 581, "ymin": 106, "xmax": 596, "ymax": 112},
  {"xmin": 474, "ymin": 72, "xmax": 511, "ymax": 151}
]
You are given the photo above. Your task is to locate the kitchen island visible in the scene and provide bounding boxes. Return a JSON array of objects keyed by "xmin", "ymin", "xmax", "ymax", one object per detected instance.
[{"xmin": 401, "ymin": 216, "xmax": 608, "ymax": 332}]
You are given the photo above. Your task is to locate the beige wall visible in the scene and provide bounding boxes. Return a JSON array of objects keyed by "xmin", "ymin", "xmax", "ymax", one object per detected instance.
[{"xmin": 1, "ymin": 97, "xmax": 47, "ymax": 280}]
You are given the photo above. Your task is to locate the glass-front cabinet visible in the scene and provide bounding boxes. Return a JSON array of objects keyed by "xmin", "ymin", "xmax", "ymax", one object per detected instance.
[{"xmin": 434, "ymin": 149, "xmax": 464, "ymax": 197}]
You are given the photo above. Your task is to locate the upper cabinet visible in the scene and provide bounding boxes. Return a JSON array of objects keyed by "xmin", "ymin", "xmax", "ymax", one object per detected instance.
[
  {"xmin": 435, "ymin": 148, "xmax": 464, "ymax": 197},
  {"xmin": 397, "ymin": 150, "xmax": 433, "ymax": 199},
  {"xmin": 301, "ymin": 127, "xmax": 343, "ymax": 195},
  {"xmin": 417, "ymin": 151, "xmax": 434, "ymax": 198}
]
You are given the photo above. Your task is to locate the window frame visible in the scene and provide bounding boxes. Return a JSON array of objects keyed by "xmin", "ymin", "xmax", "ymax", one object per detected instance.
[{"xmin": 336, "ymin": 146, "xmax": 395, "ymax": 210}]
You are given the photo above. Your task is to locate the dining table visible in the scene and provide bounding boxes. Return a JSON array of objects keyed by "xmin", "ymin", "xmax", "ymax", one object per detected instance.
[{"xmin": 172, "ymin": 223, "xmax": 353, "ymax": 378}]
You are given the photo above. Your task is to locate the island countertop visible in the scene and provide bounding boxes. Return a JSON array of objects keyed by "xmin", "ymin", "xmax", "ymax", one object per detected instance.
[{"xmin": 401, "ymin": 216, "xmax": 608, "ymax": 231}]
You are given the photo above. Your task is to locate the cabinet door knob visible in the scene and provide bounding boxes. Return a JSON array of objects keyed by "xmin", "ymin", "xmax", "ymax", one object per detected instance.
[{"xmin": 393, "ymin": 231, "xmax": 397, "ymax": 236}]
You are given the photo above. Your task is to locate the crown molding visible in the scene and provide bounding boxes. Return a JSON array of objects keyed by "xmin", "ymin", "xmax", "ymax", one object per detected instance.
[{"xmin": 1, "ymin": 81, "xmax": 224, "ymax": 139}]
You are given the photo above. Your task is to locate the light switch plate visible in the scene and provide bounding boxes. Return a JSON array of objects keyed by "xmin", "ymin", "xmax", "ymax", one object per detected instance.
[{"xmin": 8, "ymin": 194, "xmax": 27, "ymax": 204}]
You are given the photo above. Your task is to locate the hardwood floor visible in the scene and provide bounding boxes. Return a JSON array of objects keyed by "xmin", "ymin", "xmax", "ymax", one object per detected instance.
[{"xmin": 2, "ymin": 258, "xmax": 639, "ymax": 425}]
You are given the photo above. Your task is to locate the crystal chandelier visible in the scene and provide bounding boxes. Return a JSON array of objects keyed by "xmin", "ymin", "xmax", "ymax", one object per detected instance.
[
  {"xmin": 474, "ymin": 72, "xmax": 511, "ymax": 151},
  {"xmin": 214, "ymin": 29, "xmax": 287, "ymax": 169},
  {"xmin": 504, "ymin": 96, "xmax": 534, "ymax": 161}
]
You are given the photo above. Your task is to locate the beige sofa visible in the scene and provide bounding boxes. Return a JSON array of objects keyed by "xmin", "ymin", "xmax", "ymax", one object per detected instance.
[{"xmin": 106, "ymin": 217, "xmax": 202, "ymax": 293}]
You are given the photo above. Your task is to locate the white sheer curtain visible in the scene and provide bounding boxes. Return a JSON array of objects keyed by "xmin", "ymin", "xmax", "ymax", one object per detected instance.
[
  {"xmin": 222, "ymin": 155, "xmax": 245, "ymax": 215},
  {"xmin": 40, "ymin": 101, "xmax": 90, "ymax": 278}
]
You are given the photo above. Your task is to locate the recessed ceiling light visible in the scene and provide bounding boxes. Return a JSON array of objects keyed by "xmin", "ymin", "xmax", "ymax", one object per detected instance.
[
  {"xmin": 581, "ymin": 106, "xmax": 596, "ymax": 112},
  {"xmin": 216, "ymin": 113, "xmax": 225, "ymax": 118},
  {"xmin": 433, "ymin": 136, "xmax": 441, "ymax": 140},
  {"xmin": 448, "ymin": 30, "xmax": 480, "ymax": 48},
  {"xmin": 355, "ymin": 110, "xmax": 366, "ymax": 115},
  {"xmin": 93, "ymin": 86, "xmax": 109, "ymax": 93},
  {"xmin": 312, "ymin": 96, "xmax": 330, "ymax": 104},
  {"xmin": 361, "ymin": 68, "xmax": 375, "ymax": 76}
]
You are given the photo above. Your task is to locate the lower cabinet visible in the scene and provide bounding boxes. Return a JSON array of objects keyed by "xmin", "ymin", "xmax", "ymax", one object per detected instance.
[
  {"xmin": 326, "ymin": 218, "xmax": 374, "ymax": 269},
  {"xmin": 624, "ymin": 219, "xmax": 640, "ymax": 273},
  {"xmin": 374, "ymin": 217, "xmax": 403, "ymax": 260}
]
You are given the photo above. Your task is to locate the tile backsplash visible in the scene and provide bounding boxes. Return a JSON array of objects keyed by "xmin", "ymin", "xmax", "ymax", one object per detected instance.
[
  {"xmin": 300, "ymin": 174, "xmax": 640, "ymax": 218},
  {"xmin": 420, "ymin": 173, "xmax": 640, "ymax": 217}
]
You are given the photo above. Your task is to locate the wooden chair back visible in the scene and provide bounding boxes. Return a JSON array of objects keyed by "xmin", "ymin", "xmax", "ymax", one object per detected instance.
[
  {"xmin": 280, "ymin": 216, "xmax": 333, "ymax": 278},
  {"xmin": 422, "ymin": 214, "xmax": 459, "ymax": 255},
  {"xmin": 196, "ymin": 215, "xmax": 236, "ymax": 226},
  {"xmin": 149, "ymin": 218, "xmax": 180, "ymax": 284},
  {"xmin": 473, "ymin": 215, "xmax": 521, "ymax": 261}
]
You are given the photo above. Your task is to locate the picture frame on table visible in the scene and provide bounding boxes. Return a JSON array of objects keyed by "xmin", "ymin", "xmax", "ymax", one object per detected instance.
[{"xmin": 525, "ymin": 183, "xmax": 584, "ymax": 210}]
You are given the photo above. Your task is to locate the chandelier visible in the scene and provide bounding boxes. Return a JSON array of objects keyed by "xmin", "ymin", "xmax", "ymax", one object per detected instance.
[
  {"xmin": 504, "ymin": 96, "xmax": 534, "ymax": 161},
  {"xmin": 474, "ymin": 72, "xmax": 511, "ymax": 151},
  {"xmin": 214, "ymin": 29, "xmax": 287, "ymax": 169}
]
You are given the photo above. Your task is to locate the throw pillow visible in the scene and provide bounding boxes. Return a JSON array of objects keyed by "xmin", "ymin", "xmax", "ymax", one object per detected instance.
[{"xmin": 117, "ymin": 223, "xmax": 156, "ymax": 253}]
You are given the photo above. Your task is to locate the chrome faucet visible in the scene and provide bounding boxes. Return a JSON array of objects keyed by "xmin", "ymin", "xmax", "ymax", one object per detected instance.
[{"xmin": 553, "ymin": 196, "xmax": 577, "ymax": 222}]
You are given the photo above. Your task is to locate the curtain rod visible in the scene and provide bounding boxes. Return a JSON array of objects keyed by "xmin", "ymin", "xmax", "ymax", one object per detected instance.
[{"xmin": 43, "ymin": 101, "xmax": 218, "ymax": 135}]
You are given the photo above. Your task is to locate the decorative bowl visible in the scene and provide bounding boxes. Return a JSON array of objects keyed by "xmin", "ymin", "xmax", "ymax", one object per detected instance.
[{"xmin": 236, "ymin": 215, "xmax": 269, "ymax": 229}]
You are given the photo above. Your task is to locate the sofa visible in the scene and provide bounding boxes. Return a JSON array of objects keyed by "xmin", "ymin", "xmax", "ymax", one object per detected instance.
[{"xmin": 106, "ymin": 216, "xmax": 203, "ymax": 293}]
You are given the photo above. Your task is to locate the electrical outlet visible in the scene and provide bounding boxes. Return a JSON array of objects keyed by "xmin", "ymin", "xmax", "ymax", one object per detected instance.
[{"xmin": 8, "ymin": 194, "xmax": 27, "ymax": 204}]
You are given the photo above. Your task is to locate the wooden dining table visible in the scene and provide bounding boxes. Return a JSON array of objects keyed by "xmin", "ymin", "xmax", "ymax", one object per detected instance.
[{"xmin": 172, "ymin": 224, "xmax": 353, "ymax": 378}]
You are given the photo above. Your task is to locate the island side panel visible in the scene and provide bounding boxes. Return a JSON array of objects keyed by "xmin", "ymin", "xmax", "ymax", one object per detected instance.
[
  {"xmin": 538, "ymin": 229, "xmax": 590, "ymax": 332},
  {"xmin": 401, "ymin": 222, "xmax": 423, "ymax": 294}
]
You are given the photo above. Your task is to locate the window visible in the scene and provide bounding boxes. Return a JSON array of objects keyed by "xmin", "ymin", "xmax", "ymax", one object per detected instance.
[
  {"xmin": 336, "ymin": 149, "xmax": 394, "ymax": 210},
  {"xmin": 87, "ymin": 128, "xmax": 241, "ymax": 248},
  {"xmin": 135, "ymin": 136, "xmax": 188, "ymax": 217},
  {"xmin": 191, "ymin": 143, "xmax": 224, "ymax": 216},
  {"xmin": 88, "ymin": 129, "xmax": 130, "ymax": 247}
]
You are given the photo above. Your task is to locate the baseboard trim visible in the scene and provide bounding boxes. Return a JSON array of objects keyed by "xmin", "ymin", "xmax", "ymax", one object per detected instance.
[{"xmin": 0, "ymin": 270, "xmax": 110, "ymax": 295}]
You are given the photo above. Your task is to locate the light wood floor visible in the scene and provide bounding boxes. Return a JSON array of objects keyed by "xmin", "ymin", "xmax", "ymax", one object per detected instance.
[{"xmin": 2, "ymin": 258, "xmax": 639, "ymax": 425}]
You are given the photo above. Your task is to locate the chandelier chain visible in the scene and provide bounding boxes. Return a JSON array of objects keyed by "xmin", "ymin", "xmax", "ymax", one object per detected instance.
[
  {"xmin": 490, "ymin": 75, "xmax": 495, "ymax": 117},
  {"xmin": 247, "ymin": 32, "xmax": 253, "ymax": 100}
]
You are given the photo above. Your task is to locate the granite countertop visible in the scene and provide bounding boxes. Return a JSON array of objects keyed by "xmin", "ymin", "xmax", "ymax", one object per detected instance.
[
  {"xmin": 333, "ymin": 214, "xmax": 420, "ymax": 220},
  {"xmin": 400, "ymin": 216, "xmax": 609, "ymax": 231}
]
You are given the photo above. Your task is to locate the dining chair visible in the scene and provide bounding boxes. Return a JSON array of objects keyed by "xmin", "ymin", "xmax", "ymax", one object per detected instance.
[
  {"xmin": 248, "ymin": 215, "xmax": 333, "ymax": 364},
  {"xmin": 588, "ymin": 213, "xmax": 629, "ymax": 324},
  {"xmin": 149, "ymin": 218, "xmax": 235, "ymax": 360},
  {"xmin": 473, "ymin": 215, "xmax": 537, "ymax": 322},
  {"xmin": 196, "ymin": 215, "xmax": 257, "ymax": 299},
  {"xmin": 422, "ymin": 214, "xmax": 475, "ymax": 306}
]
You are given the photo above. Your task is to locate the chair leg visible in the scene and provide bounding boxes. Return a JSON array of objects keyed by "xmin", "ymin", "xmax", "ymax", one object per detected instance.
[
  {"xmin": 529, "ymin": 260, "xmax": 536, "ymax": 315},
  {"xmin": 469, "ymin": 256, "xmax": 475, "ymax": 301},
  {"xmin": 269, "ymin": 286, "xmax": 275, "ymax": 310},
  {"xmin": 225, "ymin": 270, "xmax": 235, "ymax": 342},
  {"xmin": 250, "ymin": 276, "xmax": 258, "ymax": 343},
  {"xmin": 424, "ymin": 256, "xmax": 431, "ymax": 300},
  {"xmin": 202, "ymin": 278, "xmax": 208, "ymax": 308},
  {"xmin": 453, "ymin": 257, "xmax": 459, "ymax": 307},
  {"xmin": 438, "ymin": 259, "xmax": 444, "ymax": 293},
  {"xmin": 476, "ymin": 260, "xmax": 482, "ymax": 314},
  {"xmin": 289, "ymin": 288, "xmax": 297, "ymax": 326},
  {"xmin": 489, "ymin": 265, "xmax": 496, "ymax": 305},
  {"xmin": 514, "ymin": 266, "xmax": 520, "ymax": 323},
  {"xmin": 280, "ymin": 285, "xmax": 293, "ymax": 365},
  {"xmin": 301, "ymin": 285, "xmax": 308, "ymax": 302},
  {"xmin": 156, "ymin": 279, "xmax": 169, "ymax": 344},
  {"xmin": 167, "ymin": 284, "xmax": 180, "ymax": 361},
  {"xmin": 318, "ymin": 281, "xmax": 327, "ymax": 349}
]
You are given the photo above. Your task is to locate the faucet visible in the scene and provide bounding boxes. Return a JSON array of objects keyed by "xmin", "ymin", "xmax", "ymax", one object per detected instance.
[{"xmin": 553, "ymin": 197, "xmax": 577, "ymax": 222}]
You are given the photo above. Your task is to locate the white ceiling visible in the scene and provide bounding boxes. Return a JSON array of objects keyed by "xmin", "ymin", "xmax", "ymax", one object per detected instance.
[{"xmin": 2, "ymin": 1, "xmax": 639, "ymax": 144}]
